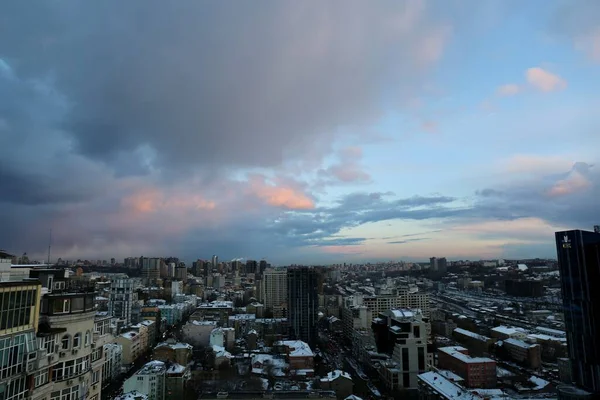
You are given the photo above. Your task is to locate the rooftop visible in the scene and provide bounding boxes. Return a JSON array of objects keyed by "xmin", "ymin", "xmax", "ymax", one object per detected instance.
[
  {"xmin": 320, "ymin": 370, "xmax": 352, "ymax": 382},
  {"xmin": 453, "ymin": 328, "xmax": 491, "ymax": 342},
  {"xmin": 418, "ymin": 371, "xmax": 480, "ymax": 400},
  {"xmin": 114, "ymin": 391, "xmax": 148, "ymax": 400},
  {"xmin": 439, "ymin": 346, "xmax": 495, "ymax": 364},
  {"xmin": 276, "ymin": 340, "xmax": 314, "ymax": 357},
  {"xmin": 504, "ymin": 338, "xmax": 536, "ymax": 349},
  {"xmin": 136, "ymin": 360, "xmax": 166, "ymax": 375}
]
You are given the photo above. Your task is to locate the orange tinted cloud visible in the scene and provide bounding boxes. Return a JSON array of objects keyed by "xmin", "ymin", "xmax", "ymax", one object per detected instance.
[
  {"xmin": 248, "ymin": 175, "xmax": 315, "ymax": 210},
  {"xmin": 548, "ymin": 172, "xmax": 591, "ymax": 197},
  {"xmin": 526, "ymin": 67, "xmax": 567, "ymax": 92}
]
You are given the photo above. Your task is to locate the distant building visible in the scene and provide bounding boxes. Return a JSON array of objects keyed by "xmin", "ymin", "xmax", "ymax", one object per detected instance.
[
  {"xmin": 154, "ymin": 340, "xmax": 193, "ymax": 366},
  {"xmin": 141, "ymin": 258, "xmax": 161, "ymax": 286},
  {"xmin": 260, "ymin": 268, "xmax": 288, "ymax": 317},
  {"xmin": 504, "ymin": 279, "xmax": 544, "ymax": 297}
]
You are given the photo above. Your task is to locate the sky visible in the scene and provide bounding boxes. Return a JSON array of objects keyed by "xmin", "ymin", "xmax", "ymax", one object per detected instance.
[{"xmin": 1, "ymin": 0, "xmax": 599, "ymax": 264}]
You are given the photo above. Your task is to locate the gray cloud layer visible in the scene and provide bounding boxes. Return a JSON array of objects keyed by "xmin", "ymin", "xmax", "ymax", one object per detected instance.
[{"xmin": 1, "ymin": 1, "xmax": 598, "ymax": 262}]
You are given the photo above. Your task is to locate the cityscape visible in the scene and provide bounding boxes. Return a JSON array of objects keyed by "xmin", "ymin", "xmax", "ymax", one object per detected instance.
[
  {"xmin": 2, "ymin": 1, "xmax": 600, "ymax": 400},
  {"xmin": 0, "ymin": 226, "xmax": 598, "ymax": 400}
]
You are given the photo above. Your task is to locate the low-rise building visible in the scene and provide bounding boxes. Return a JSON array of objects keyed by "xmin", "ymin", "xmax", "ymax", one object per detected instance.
[
  {"xmin": 103, "ymin": 343, "xmax": 123, "ymax": 385},
  {"xmin": 319, "ymin": 370, "xmax": 353, "ymax": 399},
  {"xmin": 153, "ymin": 340, "xmax": 192, "ymax": 366},
  {"xmin": 275, "ymin": 340, "xmax": 314, "ymax": 374},
  {"xmin": 182, "ymin": 320, "xmax": 217, "ymax": 347},
  {"xmin": 452, "ymin": 328, "xmax": 496, "ymax": 357},
  {"xmin": 116, "ymin": 331, "xmax": 142, "ymax": 365},
  {"xmin": 437, "ymin": 346, "xmax": 496, "ymax": 388},
  {"xmin": 502, "ymin": 338, "xmax": 541, "ymax": 369},
  {"xmin": 123, "ymin": 360, "xmax": 166, "ymax": 400}
]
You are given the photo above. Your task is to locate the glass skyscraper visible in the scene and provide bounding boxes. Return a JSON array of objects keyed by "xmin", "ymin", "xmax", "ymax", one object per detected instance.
[{"xmin": 555, "ymin": 229, "xmax": 600, "ymax": 396}]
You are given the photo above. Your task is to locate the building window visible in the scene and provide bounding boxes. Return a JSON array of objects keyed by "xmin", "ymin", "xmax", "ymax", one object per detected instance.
[
  {"xmin": 85, "ymin": 331, "xmax": 91, "ymax": 346},
  {"xmin": 1, "ymin": 376, "xmax": 28, "ymax": 400},
  {"xmin": 41, "ymin": 335, "xmax": 57, "ymax": 354},
  {"xmin": 51, "ymin": 386, "xmax": 79, "ymax": 400},
  {"xmin": 52, "ymin": 356, "xmax": 91, "ymax": 381},
  {"xmin": 92, "ymin": 369, "xmax": 100, "ymax": 384},
  {"xmin": 61, "ymin": 335, "xmax": 70, "ymax": 350},
  {"xmin": 73, "ymin": 333, "xmax": 81, "ymax": 348},
  {"xmin": 34, "ymin": 369, "xmax": 49, "ymax": 388},
  {"xmin": 53, "ymin": 299, "xmax": 70, "ymax": 314},
  {"xmin": 0, "ymin": 332, "xmax": 36, "ymax": 380},
  {"xmin": 0, "ymin": 288, "xmax": 37, "ymax": 330},
  {"xmin": 418, "ymin": 347, "xmax": 425, "ymax": 371}
]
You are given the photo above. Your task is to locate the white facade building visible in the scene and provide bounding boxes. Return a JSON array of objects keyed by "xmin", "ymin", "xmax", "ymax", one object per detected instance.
[{"xmin": 123, "ymin": 361, "xmax": 166, "ymax": 400}]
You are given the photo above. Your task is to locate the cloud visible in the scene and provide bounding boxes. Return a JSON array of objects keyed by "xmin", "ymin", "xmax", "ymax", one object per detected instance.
[
  {"xmin": 318, "ymin": 147, "xmax": 371, "ymax": 185},
  {"xmin": 420, "ymin": 121, "xmax": 438, "ymax": 133},
  {"xmin": 551, "ymin": 1, "xmax": 600, "ymax": 62},
  {"xmin": 500, "ymin": 154, "xmax": 575, "ymax": 175},
  {"xmin": 497, "ymin": 83, "xmax": 521, "ymax": 96},
  {"xmin": 388, "ymin": 238, "xmax": 430, "ymax": 245},
  {"xmin": 0, "ymin": 1, "xmax": 450, "ymax": 177},
  {"xmin": 574, "ymin": 28, "xmax": 600, "ymax": 62},
  {"xmin": 526, "ymin": 67, "xmax": 567, "ymax": 92},
  {"xmin": 247, "ymin": 175, "xmax": 315, "ymax": 210},
  {"xmin": 547, "ymin": 162, "xmax": 593, "ymax": 197}
]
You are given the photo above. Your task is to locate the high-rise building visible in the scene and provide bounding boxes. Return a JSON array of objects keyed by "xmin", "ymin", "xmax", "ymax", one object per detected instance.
[
  {"xmin": 30, "ymin": 268, "xmax": 101, "ymax": 400},
  {"xmin": 260, "ymin": 268, "xmax": 288, "ymax": 317},
  {"xmin": 0, "ymin": 254, "xmax": 42, "ymax": 400},
  {"xmin": 211, "ymin": 255, "xmax": 218, "ymax": 268},
  {"xmin": 109, "ymin": 278, "xmax": 134, "ymax": 325},
  {"xmin": 429, "ymin": 257, "xmax": 437, "ymax": 271},
  {"xmin": 372, "ymin": 309, "xmax": 432, "ymax": 391},
  {"xmin": 555, "ymin": 229, "xmax": 600, "ymax": 397},
  {"xmin": 287, "ymin": 266, "xmax": 319, "ymax": 345},
  {"xmin": 142, "ymin": 258, "xmax": 161, "ymax": 285},
  {"xmin": 245, "ymin": 260, "xmax": 258, "ymax": 275}
]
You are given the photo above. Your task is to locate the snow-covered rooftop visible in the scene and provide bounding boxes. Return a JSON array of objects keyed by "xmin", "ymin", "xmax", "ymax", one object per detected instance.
[
  {"xmin": 439, "ymin": 346, "xmax": 495, "ymax": 364},
  {"xmin": 418, "ymin": 371, "xmax": 480, "ymax": 400},
  {"xmin": 276, "ymin": 340, "xmax": 314, "ymax": 357},
  {"xmin": 320, "ymin": 369, "xmax": 352, "ymax": 382},
  {"xmin": 454, "ymin": 328, "xmax": 491, "ymax": 342}
]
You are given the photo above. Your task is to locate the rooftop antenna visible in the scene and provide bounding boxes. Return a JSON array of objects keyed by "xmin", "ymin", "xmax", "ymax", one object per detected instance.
[{"xmin": 47, "ymin": 229, "xmax": 52, "ymax": 265}]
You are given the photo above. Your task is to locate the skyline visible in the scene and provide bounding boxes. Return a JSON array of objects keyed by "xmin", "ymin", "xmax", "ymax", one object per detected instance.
[{"xmin": 1, "ymin": 0, "xmax": 599, "ymax": 264}]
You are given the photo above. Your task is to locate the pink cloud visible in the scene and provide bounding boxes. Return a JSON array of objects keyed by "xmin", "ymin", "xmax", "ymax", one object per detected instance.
[
  {"xmin": 247, "ymin": 175, "xmax": 315, "ymax": 210},
  {"xmin": 500, "ymin": 154, "xmax": 575, "ymax": 175},
  {"xmin": 496, "ymin": 83, "xmax": 520, "ymax": 96},
  {"xmin": 574, "ymin": 28, "xmax": 600, "ymax": 62},
  {"xmin": 420, "ymin": 120, "xmax": 438, "ymax": 133},
  {"xmin": 318, "ymin": 146, "xmax": 371, "ymax": 185},
  {"xmin": 548, "ymin": 169, "xmax": 591, "ymax": 197},
  {"xmin": 526, "ymin": 67, "xmax": 567, "ymax": 92}
]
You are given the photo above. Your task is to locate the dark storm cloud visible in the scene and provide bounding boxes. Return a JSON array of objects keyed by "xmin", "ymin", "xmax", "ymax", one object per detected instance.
[{"xmin": 0, "ymin": 0, "xmax": 448, "ymax": 176}]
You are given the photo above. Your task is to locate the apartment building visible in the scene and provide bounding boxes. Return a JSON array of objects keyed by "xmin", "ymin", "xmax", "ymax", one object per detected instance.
[
  {"xmin": 372, "ymin": 309, "xmax": 432, "ymax": 391},
  {"xmin": 437, "ymin": 346, "xmax": 496, "ymax": 388},
  {"xmin": 29, "ymin": 268, "xmax": 99, "ymax": 400},
  {"xmin": 0, "ymin": 277, "xmax": 42, "ymax": 400},
  {"xmin": 259, "ymin": 268, "xmax": 288, "ymax": 318},
  {"xmin": 123, "ymin": 361, "xmax": 166, "ymax": 400},
  {"xmin": 502, "ymin": 338, "xmax": 541, "ymax": 369}
]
